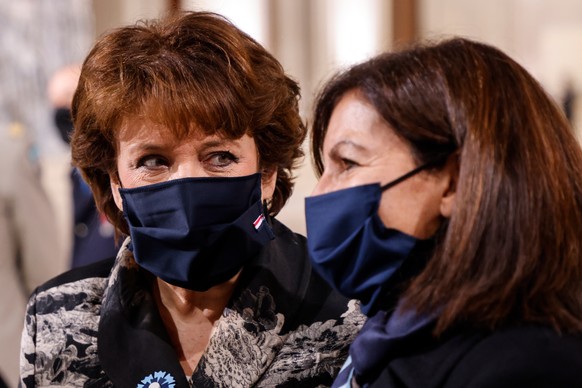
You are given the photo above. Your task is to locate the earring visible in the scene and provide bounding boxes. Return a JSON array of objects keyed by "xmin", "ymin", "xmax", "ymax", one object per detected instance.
[
  {"xmin": 262, "ymin": 199, "xmax": 273, "ymax": 224},
  {"xmin": 262, "ymin": 199, "xmax": 269, "ymax": 213}
]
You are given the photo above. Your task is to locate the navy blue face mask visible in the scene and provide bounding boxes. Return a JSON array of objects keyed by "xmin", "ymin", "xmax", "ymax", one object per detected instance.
[
  {"xmin": 305, "ymin": 162, "xmax": 438, "ymax": 316},
  {"xmin": 119, "ymin": 173, "xmax": 275, "ymax": 291}
]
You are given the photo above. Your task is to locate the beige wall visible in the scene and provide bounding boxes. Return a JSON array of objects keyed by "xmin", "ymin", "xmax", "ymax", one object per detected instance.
[
  {"xmin": 93, "ymin": 0, "xmax": 166, "ymax": 37},
  {"xmin": 419, "ymin": 0, "xmax": 582, "ymax": 137}
]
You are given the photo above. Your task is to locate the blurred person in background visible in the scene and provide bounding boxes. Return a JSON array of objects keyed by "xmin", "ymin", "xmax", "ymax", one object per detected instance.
[
  {"xmin": 45, "ymin": 64, "xmax": 117, "ymax": 268},
  {"xmin": 0, "ymin": 118, "xmax": 60, "ymax": 388},
  {"xmin": 0, "ymin": 1, "xmax": 93, "ymax": 385},
  {"xmin": 306, "ymin": 38, "xmax": 582, "ymax": 387},
  {"xmin": 20, "ymin": 11, "xmax": 363, "ymax": 387}
]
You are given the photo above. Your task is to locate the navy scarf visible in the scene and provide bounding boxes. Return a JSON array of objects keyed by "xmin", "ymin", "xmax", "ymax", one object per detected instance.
[{"xmin": 333, "ymin": 305, "xmax": 436, "ymax": 387}]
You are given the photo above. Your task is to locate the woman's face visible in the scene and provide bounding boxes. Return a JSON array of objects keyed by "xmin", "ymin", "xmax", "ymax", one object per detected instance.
[
  {"xmin": 110, "ymin": 118, "xmax": 277, "ymax": 210},
  {"xmin": 313, "ymin": 91, "xmax": 456, "ymax": 239}
]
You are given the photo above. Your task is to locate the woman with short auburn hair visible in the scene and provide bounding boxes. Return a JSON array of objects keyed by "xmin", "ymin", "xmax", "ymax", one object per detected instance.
[
  {"xmin": 72, "ymin": 11, "xmax": 303, "ymax": 235},
  {"xmin": 306, "ymin": 37, "xmax": 582, "ymax": 387},
  {"xmin": 20, "ymin": 11, "xmax": 363, "ymax": 387}
]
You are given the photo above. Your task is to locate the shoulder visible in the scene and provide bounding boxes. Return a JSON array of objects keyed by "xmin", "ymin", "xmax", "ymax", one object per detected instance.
[
  {"xmin": 446, "ymin": 325, "xmax": 582, "ymax": 387},
  {"xmin": 35, "ymin": 256, "xmax": 116, "ymax": 293},
  {"xmin": 269, "ymin": 218, "xmax": 307, "ymax": 252},
  {"xmin": 21, "ymin": 257, "xmax": 116, "ymax": 387},
  {"xmin": 23, "ymin": 256, "xmax": 115, "ymax": 339},
  {"xmin": 241, "ymin": 216, "xmax": 364, "ymax": 326},
  {"xmin": 255, "ymin": 218, "xmax": 307, "ymax": 280},
  {"xmin": 27, "ymin": 256, "xmax": 116, "ymax": 316},
  {"xmin": 266, "ymin": 219, "xmax": 355, "ymax": 317}
]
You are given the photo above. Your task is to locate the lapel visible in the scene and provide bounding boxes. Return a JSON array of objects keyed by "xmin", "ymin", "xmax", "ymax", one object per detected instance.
[{"xmin": 98, "ymin": 242, "xmax": 190, "ymax": 388}]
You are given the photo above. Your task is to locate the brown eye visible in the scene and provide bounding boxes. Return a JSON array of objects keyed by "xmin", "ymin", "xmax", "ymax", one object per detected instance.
[
  {"xmin": 341, "ymin": 158, "xmax": 358, "ymax": 171},
  {"xmin": 137, "ymin": 155, "xmax": 169, "ymax": 169},
  {"xmin": 206, "ymin": 151, "xmax": 239, "ymax": 168}
]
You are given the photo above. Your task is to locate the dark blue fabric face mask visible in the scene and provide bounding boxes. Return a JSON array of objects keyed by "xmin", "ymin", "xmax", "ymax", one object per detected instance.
[
  {"xmin": 119, "ymin": 173, "xmax": 275, "ymax": 291},
  {"xmin": 305, "ymin": 162, "xmax": 438, "ymax": 316}
]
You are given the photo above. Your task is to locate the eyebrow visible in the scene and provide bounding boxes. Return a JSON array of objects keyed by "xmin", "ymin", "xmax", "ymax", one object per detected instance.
[
  {"xmin": 328, "ymin": 140, "xmax": 367, "ymax": 156},
  {"xmin": 125, "ymin": 136, "xmax": 241, "ymax": 153},
  {"xmin": 124, "ymin": 142, "xmax": 167, "ymax": 154},
  {"xmin": 199, "ymin": 138, "xmax": 238, "ymax": 148}
]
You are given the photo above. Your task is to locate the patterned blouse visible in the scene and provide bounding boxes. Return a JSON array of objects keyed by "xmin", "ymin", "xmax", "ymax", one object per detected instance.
[{"xmin": 20, "ymin": 220, "xmax": 365, "ymax": 387}]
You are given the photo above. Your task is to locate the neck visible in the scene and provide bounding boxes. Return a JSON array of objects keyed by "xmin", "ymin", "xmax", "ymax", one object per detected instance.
[
  {"xmin": 154, "ymin": 273, "xmax": 240, "ymax": 319},
  {"xmin": 153, "ymin": 272, "xmax": 241, "ymax": 375}
]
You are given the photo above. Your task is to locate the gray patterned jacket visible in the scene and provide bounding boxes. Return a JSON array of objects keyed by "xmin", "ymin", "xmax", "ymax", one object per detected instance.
[{"xmin": 20, "ymin": 220, "xmax": 365, "ymax": 387}]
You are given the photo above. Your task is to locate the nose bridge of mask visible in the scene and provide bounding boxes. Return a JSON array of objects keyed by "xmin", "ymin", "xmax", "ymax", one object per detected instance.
[{"xmin": 305, "ymin": 184, "xmax": 381, "ymax": 252}]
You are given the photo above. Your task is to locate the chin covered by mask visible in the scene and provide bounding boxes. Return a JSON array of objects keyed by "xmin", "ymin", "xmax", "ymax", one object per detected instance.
[
  {"xmin": 305, "ymin": 161, "xmax": 440, "ymax": 316},
  {"xmin": 120, "ymin": 173, "xmax": 275, "ymax": 291}
]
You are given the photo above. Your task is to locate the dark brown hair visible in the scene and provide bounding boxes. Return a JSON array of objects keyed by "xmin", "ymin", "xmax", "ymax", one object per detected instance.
[
  {"xmin": 71, "ymin": 11, "xmax": 306, "ymax": 235},
  {"xmin": 312, "ymin": 38, "xmax": 582, "ymax": 334}
]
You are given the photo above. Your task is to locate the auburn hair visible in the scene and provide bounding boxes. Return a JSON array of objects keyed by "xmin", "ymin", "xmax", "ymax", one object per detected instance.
[
  {"xmin": 312, "ymin": 38, "xmax": 582, "ymax": 334},
  {"xmin": 71, "ymin": 11, "xmax": 306, "ymax": 235}
]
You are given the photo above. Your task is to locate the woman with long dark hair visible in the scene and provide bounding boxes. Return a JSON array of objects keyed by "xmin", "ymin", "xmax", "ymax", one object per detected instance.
[{"xmin": 306, "ymin": 38, "xmax": 582, "ymax": 387}]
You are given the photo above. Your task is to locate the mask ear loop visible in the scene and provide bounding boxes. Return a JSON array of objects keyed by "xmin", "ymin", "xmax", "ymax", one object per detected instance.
[
  {"xmin": 116, "ymin": 172, "xmax": 124, "ymax": 189},
  {"xmin": 380, "ymin": 156, "xmax": 449, "ymax": 192}
]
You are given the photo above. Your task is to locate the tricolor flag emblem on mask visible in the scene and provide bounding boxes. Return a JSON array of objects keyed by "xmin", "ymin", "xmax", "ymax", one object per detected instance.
[{"xmin": 253, "ymin": 214, "xmax": 265, "ymax": 230}]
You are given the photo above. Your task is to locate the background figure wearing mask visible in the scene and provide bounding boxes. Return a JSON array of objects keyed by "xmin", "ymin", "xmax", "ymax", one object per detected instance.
[
  {"xmin": 0, "ymin": 119, "xmax": 60, "ymax": 388},
  {"xmin": 306, "ymin": 38, "xmax": 582, "ymax": 387},
  {"xmin": 20, "ymin": 11, "xmax": 364, "ymax": 387},
  {"xmin": 45, "ymin": 64, "xmax": 117, "ymax": 268}
]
